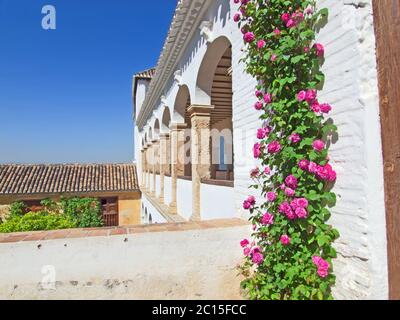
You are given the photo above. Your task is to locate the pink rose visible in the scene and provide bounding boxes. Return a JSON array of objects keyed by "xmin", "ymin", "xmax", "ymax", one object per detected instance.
[
  {"xmin": 243, "ymin": 195, "xmax": 256, "ymax": 210},
  {"xmin": 266, "ymin": 192, "xmax": 277, "ymax": 202},
  {"xmin": 308, "ymin": 161, "xmax": 318, "ymax": 173},
  {"xmin": 285, "ymin": 175, "xmax": 298, "ymax": 189},
  {"xmin": 285, "ymin": 187, "xmax": 295, "ymax": 197},
  {"xmin": 314, "ymin": 43, "xmax": 325, "ymax": 57},
  {"xmin": 289, "ymin": 133, "xmax": 301, "ymax": 144},
  {"xmin": 244, "ymin": 32, "xmax": 255, "ymax": 43},
  {"xmin": 279, "ymin": 201, "xmax": 291, "ymax": 214},
  {"xmin": 240, "ymin": 239, "xmax": 249, "ymax": 248},
  {"xmin": 257, "ymin": 128, "xmax": 269, "ymax": 139},
  {"xmin": 273, "ymin": 28, "xmax": 281, "ymax": 36},
  {"xmin": 280, "ymin": 235, "xmax": 291, "ymax": 246},
  {"xmin": 261, "ymin": 212, "xmax": 274, "ymax": 225},
  {"xmin": 295, "ymin": 207, "xmax": 308, "ymax": 219},
  {"xmin": 320, "ymin": 103, "xmax": 332, "ymax": 114},
  {"xmin": 296, "ymin": 198, "xmax": 309, "ymax": 208},
  {"xmin": 306, "ymin": 89, "xmax": 317, "ymax": 102},
  {"xmin": 268, "ymin": 141, "xmax": 281, "ymax": 154},
  {"xmin": 271, "ymin": 54, "xmax": 277, "ymax": 62},
  {"xmin": 254, "ymin": 101, "xmax": 263, "ymax": 110},
  {"xmin": 255, "ymin": 90, "xmax": 263, "ymax": 98},
  {"xmin": 286, "ymin": 19, "xmax": 296, "ymax": 28},
  {"xmin": 281, "ymin": 13, "xmax": 290, "ymax": 22},
  {"xmin": 264, "ymin": 166, "xmax": 271, "ymax": 175},
  {"xmin": 297, "ymin": 90, "xmax": 307, "ymax": 101},
  {"xmin": 317, "ymin": 268, "xmax": 329, "ymax": 278},
  {"xmin": 257, "ymin": 39, "xmax": 266, "ymax": 49},
  {"xmin": 299, "ymin": 159, "xmax": 310, "ymax": 171},
  {"xmin": 253, "ymin": 143, "xmax": 262, "ymax": 158},
  {"xmin": 233, "ymin": 13, "xmax": 241, "ymax": 22},
  {"xmin": 243, "ymin": 247, "xmax": 251, "ymax": 256},
  {"xmin": 310, "ymin": 100, "xmax": 321, "ymax": 113},
  {"xmin": 252, "ymin": 252, "xmax": 264, "ymax": 265},
  {"xmin": 313, "ymin": 140, "xmax": 325, "ymax": 152},
  {"xmin": 263, "ymin": 93, "xmax": 272, "ymax": 104}
]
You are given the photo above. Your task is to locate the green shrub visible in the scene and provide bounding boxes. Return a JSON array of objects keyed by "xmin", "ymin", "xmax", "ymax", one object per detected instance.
[
  {"xmin": 61, "ymin": 198, "xmax": 103, "ymax": 228},
  {"xmin": 0, "ymin": 211, "xmax": 77, "ymax": 233},
  {"xmin": 9, "ymin": 201, "xmax": 26, "ymax": 218}
]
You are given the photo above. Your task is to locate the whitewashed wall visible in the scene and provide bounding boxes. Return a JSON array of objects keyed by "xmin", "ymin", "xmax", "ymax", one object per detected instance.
[
  {"xmin": 200, "ymin": 184, "xmax": 236, "ymax": 220},
  {"xmin": 136, "ymin": 0, "xmax": 388, "ymax": 299},
  {"xmin": 141, "ymin": 196, "xmax": 167, "ymax": 224},
  {"xmin": 164, "ymin": 176, "xmax": 172, "ymax": 206},
  {"xmin": 177, "ymin": 179, "xmax": 193, "ymax": 221}
]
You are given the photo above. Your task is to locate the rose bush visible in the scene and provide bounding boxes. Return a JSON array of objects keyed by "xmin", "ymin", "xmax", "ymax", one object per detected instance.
[{"xmin": 235, "ymin": 0, "xmax": 340, "ymax": 300}]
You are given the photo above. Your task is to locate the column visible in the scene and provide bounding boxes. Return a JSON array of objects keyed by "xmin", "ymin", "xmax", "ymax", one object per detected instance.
[
  {"xmin": 159, "ymin": 133, "xmax": 170, "ymax": 204},
  {"xmin": 141, "ymin": 148, "xmax": 146, "ymax": 188},
  {"xmin": 146, "ymin": 143, "xmax": 152, "ymax": 190},
  {"xmin": 188, "ymin": 105, "xmax": 214, "ymax": 221},
  {"xmin": 169, "ymin": 123, "xmax": 187, "ymax": 214},
  {"xmin": 151, "ymin": 139, "xmax": 159, "ymax": 196}
]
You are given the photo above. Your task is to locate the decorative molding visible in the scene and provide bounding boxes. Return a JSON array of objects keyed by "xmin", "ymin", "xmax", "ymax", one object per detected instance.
[
  {"xmin": 199, "ymin": 20, "xmax": 214, "ymax": 43},
  {"xmin": 174, "ymin": 70, "xmax": 182, "ymax": 85},
  {"xmin": 136, "ymin": 0, "xmax": 211, "ymax": 130}
]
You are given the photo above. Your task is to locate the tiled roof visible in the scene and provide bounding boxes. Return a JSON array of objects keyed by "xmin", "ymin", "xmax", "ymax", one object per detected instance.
[
  {"xmin": 0, "ymin": 164, "xmax": 139, "ymax": 195},
  {"xmin": 134, "ymin": 68, "xmax": 156, "ymax": 80}
]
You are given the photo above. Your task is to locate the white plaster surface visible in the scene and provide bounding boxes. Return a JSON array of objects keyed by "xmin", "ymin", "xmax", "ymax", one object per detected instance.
[
  {"xmin": 200, "ymin": 183, "xmax": 236, "ymax": 220},
  {"xmin": 0, "ymin": 225, "xmax": 251, "ymax": 300}
]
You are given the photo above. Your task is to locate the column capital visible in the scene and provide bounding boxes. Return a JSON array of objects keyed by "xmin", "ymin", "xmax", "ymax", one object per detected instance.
[
  {"xmin": 159, "ymin": 133, "xmax": 170, "ymax": 139},
  {"xmin": 169, "ymin": 123, "xmax": 187, "ymax": 131},
  {"xmin": 188, "ymin": 104, "xmax": 215, "ymax": 117},
  {"xmin": 151, "ymin": 139, "xmax": 160, "ymax": 145}
]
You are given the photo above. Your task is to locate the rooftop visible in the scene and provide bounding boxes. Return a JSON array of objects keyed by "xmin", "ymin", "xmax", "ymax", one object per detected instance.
[{"xmin": 0, "ymin": 163, "xmax": 139, "ymax": 196}]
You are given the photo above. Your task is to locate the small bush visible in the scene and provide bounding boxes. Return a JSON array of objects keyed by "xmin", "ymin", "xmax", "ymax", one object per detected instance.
[
  {"xmin": 0, "ymin": 211, "xmax": 77, "ymax": 233},
  {"xmin": 61, "ymin": 198, "xmax": 103, "ymax": 228},
  {"xmin": 9, "ymin": 201, "xmax": 26, "ymax": 218}
]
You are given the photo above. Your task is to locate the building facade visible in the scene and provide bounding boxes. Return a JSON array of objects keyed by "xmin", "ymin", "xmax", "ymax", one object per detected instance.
[
  {"xmin": 0, "ymin": 164, "xmax": 141, "ymax": 227},
  {"xmin": 133, "ymin": 0, "xmax": 400, "ymax": 299}
]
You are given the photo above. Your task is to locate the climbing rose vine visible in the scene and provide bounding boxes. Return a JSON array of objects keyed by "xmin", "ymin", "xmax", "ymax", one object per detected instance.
[{"xmin": 235, "ymin": 0, "xmax": 340, "ymax": 300}]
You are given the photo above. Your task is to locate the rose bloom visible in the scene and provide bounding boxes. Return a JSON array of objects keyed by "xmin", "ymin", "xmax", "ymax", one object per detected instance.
[
  {"xmin": 314, "ymin": 43, "xmax": 325, "ymax": 57},
  {"xmin": 297, "ymin": 90, "xmax": 307, "ymax": 101},
  {"xmin": 296, "ymin": 198, "xmax": 309, "ymax": 208},
  {"xmin": 233, "ymin": 13, "xmax": 241, "ymax": 22},
  {"xmin": 253, "ymin": 143, "xmax": 262, "ymax": 158},
  {"xmin": 263, "ymin": 93, "xmax": 272, "ymax": 104},
  {"xmin": 273, "ymin": 28, "xmax": 281, "ymax": 36},
  {"xmin": 280, "ymin": 235, "xmax": 291, "ymax": 246},
  {"xmin": 320, "ymin": 103, "xmax": 332, "ymax": 113},
  {"xmin": 264, "ymin": 166, "xmax": 271, "ymax": 175},
  {"xmin": 257, "ymin": 39, "xmax": 266, "ymax": 49},
  {"xmin": 243, "ymin": 32, "xmax": 255, "ymax": 43},
  {"xmin": 257, "ymin": 128, "xmax": 269, "ymax": 139},
  {"xmin": 261, "ymin": 212, "xmax": 274, "ymax": 225},
  {"xmin": 250, "ymin": 168, "xmax": 260, "ymax": 178},
  {"xmin": 285, "ymin": 175, "xmax": 298, "ymax": 189},
  {"xmin": 252, "ymin": 252, "xmax": 264, "ymax": 265},
  {"xmin": 313, "ymin": 140, "xmax": 325, "ymax": 152},
  {"xmin": 254, "ymin": 101, "xmax": 263, "ymax": 110},
  {"xmin": 281, "ymin": 13, "xmax": 290, "ymax": 22},
  {"xmin": 285, "ymin": 187, "xmax": 295, "ymax": 197},
  {"xmin": 308, "ymin": 161, "xmax": 318, "ymax": 173},
  {"xmin": 289, "ymin": 133, "xmax": 301, "ymax": 144},
  {"xmin": 271, "ymin": 54, "xmax": 277, "ymax": 62},
  {"xmin": 255, "ymin": 90, "xmax": 263, "ymax": 97},
  {"xmin": 310, "ymin": 100, "xmax": 321, "ymax": 113},
  {"xmin": 240, "ymin": 239, "xmax": 249, "ymax": 248},
  {"xmin": 266, "ymin": 192, "xmax": 277, "ymax": 202},
  {"xmin": 306, "ymin": 89, "xmax": 317, "ymax": 102},
  {"xmin": 299, "ymin": 159, "xmax": 310, "ymax": 171},
  {"xmin": 243, "ymin": 247, "xmax": 251, "ymax": 257},
  {"xmin": 268, "ymin": 141, "xmax": 281, "ymax": 154},
  {"xmin": 295, "ymin": 207, "xmax": 308, "ymax": 219}
]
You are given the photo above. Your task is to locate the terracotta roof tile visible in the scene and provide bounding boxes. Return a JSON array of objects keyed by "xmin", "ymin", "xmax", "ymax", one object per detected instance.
[
  {"xmin": 134, "ymin": 68, "xmax": 156, "ymax": 79},
  {"xmin": 0, "ymin": 164, "xmax": 139, "ymax": 195}
]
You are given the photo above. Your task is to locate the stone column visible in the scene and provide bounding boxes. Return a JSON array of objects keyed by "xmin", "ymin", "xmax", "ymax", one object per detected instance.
[
  {"xmin": 151, "ymin": 139, "xmax": 159, "ymax": 196},
  {"xmin": 141, "ymin": 148, "xmax": 146, "ymax": 188},
  {"xmin": 169, "ymin": 123, "xmax": 187, "ymax": 214},
  {"xmin": 146, "ymin": 143, "xmax": 152, "ymax": 190},
  {"xmin": 159, "ymin": 133, "xmax": 170, "ymax": 204},
  {"xmin": 188, "ymin": 105, "xmax": 214, "ymax": 221}
]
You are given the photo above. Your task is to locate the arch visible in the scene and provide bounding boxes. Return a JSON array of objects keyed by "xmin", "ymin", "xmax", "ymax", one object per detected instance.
[
  {"xmin": 149, "ymin": 214, "xmax": 153, "ymax": 224},
  {"xmin": 161, "ymin": 106, "xmax": 172, "ymax": 133},
  {"xmin": 195, "ymin": 36, "xmax": 232, "ymax": 105},
  {"xmin": 153, "ymin": 119, "xmax": 160, "ymax": 139},
  {"xmin": 173, "ymin": 85, "xmax": 191, "ymax": 124},
  {"xmin": 148, "ymin": 127, "xmax": 153, "ymax": 142}
]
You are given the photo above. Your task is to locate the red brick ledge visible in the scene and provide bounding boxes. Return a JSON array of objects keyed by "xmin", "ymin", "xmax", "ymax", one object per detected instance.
[{"xmin": 0, "ymin": 218, "xmax": 249, "ymax": 244}]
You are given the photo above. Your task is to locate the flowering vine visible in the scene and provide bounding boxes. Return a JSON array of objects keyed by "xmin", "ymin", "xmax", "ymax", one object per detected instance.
[{"xmin": 235, "ymin": 0, "xmax": 340, "ymax": 300}]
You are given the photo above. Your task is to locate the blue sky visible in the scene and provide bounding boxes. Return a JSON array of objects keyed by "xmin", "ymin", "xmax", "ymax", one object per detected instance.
[{"xmin": 0, "ymin": 0, "xmax": 176, "ymax": 164}]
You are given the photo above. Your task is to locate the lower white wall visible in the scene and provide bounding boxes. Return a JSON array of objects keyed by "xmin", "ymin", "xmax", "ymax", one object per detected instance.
[
  {"xmin": 177, "ymin": 179, "xmax": 192, "ymax": 221},
  {"xmin": 0, "ymin": 225, "xmax": 251, "ymax": 300},
  {"xmin": 142, "ymin": 196, "xmax": 167, "ymax": 224},
  {"xmin": 164, "ymin": 176, "xmax": 172, "ymax": 206},
  {"xmin": 155, "ymin": 175, "xmax": 161, "ymax": 198},
  {"xmin": 200, "ymin": 184, "xmax": 236, "ymax": 220}
]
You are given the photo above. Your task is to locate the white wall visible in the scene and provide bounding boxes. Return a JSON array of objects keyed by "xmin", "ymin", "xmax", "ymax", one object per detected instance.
[
  {"xmin": 155, "ymin": 175, "xmax": 161, "ymax": 198},
  {"xmin": 164, "ymin": 176, "xmax": 172, "ymax": 206},
  {"xmin": 0, "ymin": 225, "xmax": 251, "ymax": 300},
  {"xmin": 200, "ymin": 184, "xmax": 236, "ymax": 220},
  {"xmin": 142, "ymin": 195, "xmax": 167, "ymax": 224},
  {"xmin": 177, "ymin": 179, "xmax": 192, "ymax": 221}
]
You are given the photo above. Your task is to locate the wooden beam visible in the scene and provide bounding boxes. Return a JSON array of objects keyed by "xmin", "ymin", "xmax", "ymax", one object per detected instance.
[{"xmin": 372, "ymin": 0, "xmax": 400, "ymax": 300}]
